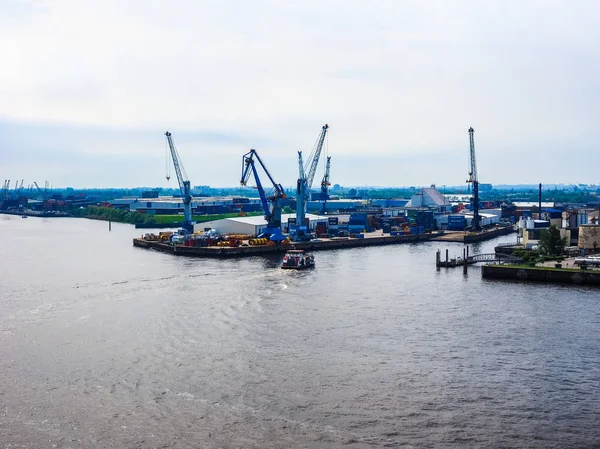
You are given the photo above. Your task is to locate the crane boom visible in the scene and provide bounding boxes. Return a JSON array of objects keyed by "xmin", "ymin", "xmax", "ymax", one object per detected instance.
[
  {"xmin": 467, "ymin": 127, "xmax": 478, "ymax": 183},
  {"xmin": 240, "ymin": 149, "xmax": 286, "ymax": 241},
  {"xmin": 294, "ymin": 124, "xmax": 329, "ymax": 240},
  {"xmin": 466, "ymin": 127, "xmax": 480, "ymax": 231},
  {"xmin": 305, "ymin": 124, "xmax": 329, "ymax": 190},
  {"xmin": 164, "ymin": 131, "xmax": 193, "ymax": 229}
]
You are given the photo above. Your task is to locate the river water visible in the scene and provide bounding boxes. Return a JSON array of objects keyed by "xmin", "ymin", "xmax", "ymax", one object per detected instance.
[{"xmin": 1, "ymin": 215, "xmax": 599, "ymax": 448}]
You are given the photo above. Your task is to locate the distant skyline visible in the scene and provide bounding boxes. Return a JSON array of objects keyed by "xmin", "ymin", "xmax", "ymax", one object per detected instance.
[{"xmin": 1, "ymin": 0, "xmax": 599, "ymax": 188}]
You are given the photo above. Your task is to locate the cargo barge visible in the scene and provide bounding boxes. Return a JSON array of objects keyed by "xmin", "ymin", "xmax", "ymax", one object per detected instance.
[{"xmin": 133, "ymin": 233, "xmax": 434, "ymax": 258}]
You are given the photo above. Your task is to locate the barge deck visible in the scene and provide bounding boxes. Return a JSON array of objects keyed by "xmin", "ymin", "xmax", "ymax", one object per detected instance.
[{"xmin": 133, "ymin": 233, "xmax": 434, "ymax": 258}]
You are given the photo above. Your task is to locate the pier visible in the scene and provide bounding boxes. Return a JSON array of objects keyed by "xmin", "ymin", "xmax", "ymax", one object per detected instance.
[
  {"xmin": 436, "ymin": 247, "xmax": 523, "ymax": 268},
  {"xmin": 133, "ymin": 232, "xmax": 434, "ymax": 258},
  {"xmin": 430, "ymin": 225, "xmax": 515, "ymax": 243}
]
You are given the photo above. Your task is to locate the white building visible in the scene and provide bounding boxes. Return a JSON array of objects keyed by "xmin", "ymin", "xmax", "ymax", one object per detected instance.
[
  {"xmin": 194, "ymin": 213, "xmax": 330, "ymax": 236},
  {"xmin": 405, "ymin": 186, "xmax": 451, "ymax": 211}
]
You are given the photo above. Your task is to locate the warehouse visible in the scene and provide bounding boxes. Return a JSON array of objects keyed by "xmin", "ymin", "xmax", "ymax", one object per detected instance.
[
  {"xmin": 194, "ymin": 213, "xmax": 330, "ymax": 236},
  {"xmin": 110, "ymin": 196, "xmax": 262, "ymax": 214}
]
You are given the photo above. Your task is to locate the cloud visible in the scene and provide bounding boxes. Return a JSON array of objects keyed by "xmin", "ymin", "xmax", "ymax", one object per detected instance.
[{"xmin": 0, "ymin": 0, "xmax": 599, "ymax": 186}]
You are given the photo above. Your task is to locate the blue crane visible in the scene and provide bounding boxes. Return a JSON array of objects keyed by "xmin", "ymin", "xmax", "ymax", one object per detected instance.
[
  {"xmin": 240, "ymin": 149, "xmax": 287, "ymax": 241},
  {"xmin": 320, "ymin": 156, "xmax": 331, "ymax": 210},
  {"xmin": 1, "ymin": 180, "xmax": 9, "ymax": 201},
  {"xmin": 165, "ymin": 131, "xmax": 194, "ymax": 231},
  {"xmin": 466, "ymin": 127, "xmax": 481, "ymax": 231},
  {"xmin": 295, "ymin": 124, "xmax": 329, "ymax": 240}
]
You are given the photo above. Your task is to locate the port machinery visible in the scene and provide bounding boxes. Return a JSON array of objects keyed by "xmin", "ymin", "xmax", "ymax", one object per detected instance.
[
  {"xmin": 164, "ymin": 131, "xmax": 194, "ymax": 232},
  {"xmin": 295, "ymin": 124, "xmax": 329, "ymax": 241},
  {"xmin": 466, "ymin": 127, "xmax": 481, "ymax": 231},
  {"xmin": 240, "ymin": 149, "xmax": 287, "ymax": 242},
  {"xmin": 320, "ymin": 156, "xmax": 332, "ymax": 212}
]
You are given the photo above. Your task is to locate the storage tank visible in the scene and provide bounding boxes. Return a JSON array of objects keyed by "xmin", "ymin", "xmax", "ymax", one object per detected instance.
[{"xmin": 578, "ymin": 224, "xmax": 600, "ymax": 250}]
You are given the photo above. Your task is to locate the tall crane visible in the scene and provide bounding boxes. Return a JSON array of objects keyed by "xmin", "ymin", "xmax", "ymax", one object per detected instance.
[
  {"xmin": 320, "ymin": 156, "xmax": 331, "ymax": 200},
  {"xmin": 33, "ymin": 181, "xmax": 45, "ymax": 200},
  {"xmin": 164, "ymin": 131, "xmax": 194, "ymax": 231},
  {"xmin": 240, "ymin": 149, "xmax": 287, "ymax": 241},
  {"xmin": 320, "ymin": 156, "xmax": 332, "ymax": 213},
  {"xmin": 295, "ymin": 124, "xmax": 329, "ymax": 240},
  {"xmin": 1, "ymin": 180, "xmax": 9, "ymax": 201},
  {"xmin": 466, "ymin": 127, "xmax": 481, "ymax": 231}
]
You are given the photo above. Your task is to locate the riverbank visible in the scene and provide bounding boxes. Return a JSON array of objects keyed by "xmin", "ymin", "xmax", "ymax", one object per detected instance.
[
  {"xmin": 0, "ymin": 209, "xmax": 71, "ymax": 218},
  {"xmin": 482, "ymin": 264, "xmax": 600, "ymax": 286}
]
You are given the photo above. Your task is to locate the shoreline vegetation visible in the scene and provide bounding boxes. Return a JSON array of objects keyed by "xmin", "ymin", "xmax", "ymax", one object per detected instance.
[{"xmin": 71, "ymin": 205, "xmax": 262, "ymax": 226}]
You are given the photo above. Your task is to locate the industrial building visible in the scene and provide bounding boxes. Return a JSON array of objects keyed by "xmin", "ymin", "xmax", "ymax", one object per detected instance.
[
  {"xmin": 405, "ymin": 186, "xmax": 452, "ymax": 211},
  {"xmin": 110, "ymin": 196, "xmax": 263, "ymax": 215},
  {"xmin": 436, "ymin": 212, "xmax": 500, "ymax": 230},
  {"xmin": 306, "ymin": 199, "xmax": 366, "ymax": 212},
  {"xmin": 194, "ymin": 213, "xmax": 331, "ymax": 236}
]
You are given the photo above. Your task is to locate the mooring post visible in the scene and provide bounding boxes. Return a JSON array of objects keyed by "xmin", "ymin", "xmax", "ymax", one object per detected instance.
[
  {"xmin": 446, "ymin": 249, "xmax": 449, "ymax": 264},
  {"xmin": 109, "ymin": 220, "xmax": 112, "ymax": 231},
  {"xmin": 436, "ymin": 249, "xmax": 440, "ymax": 267}
]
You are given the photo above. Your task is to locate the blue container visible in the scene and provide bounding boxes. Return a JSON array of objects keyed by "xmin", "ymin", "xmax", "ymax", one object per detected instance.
[
  {"xmin": 356, "ymin": 233, "xmax": 365, "ymax": 239},
  {"xmin": 390, "ymin": 231, "xmax": 397, "ymax": 236}
]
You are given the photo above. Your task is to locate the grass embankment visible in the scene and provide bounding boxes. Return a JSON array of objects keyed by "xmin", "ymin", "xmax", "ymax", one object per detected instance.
[
  {"xmin": 73, "ymin": 206, "xmax": 263, "ymax": 225},
  {"xmin": 73, "ymin": 205, "xmax": 151, "ymax": 225}
]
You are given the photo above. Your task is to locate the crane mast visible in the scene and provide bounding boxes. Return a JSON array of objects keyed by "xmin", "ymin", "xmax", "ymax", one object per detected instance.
[
  {"xmin": 164, "ymin": 131, "xmax": 193, "ymax": 230},
  {"xmin": 1, "ymin": 180, "xmax": 9, "ymax": 201},
  {"xmin": 466, "ymin": 127, "xmax": 480, "ymax": 231},
  {"xmin": 240, "ymin": 149, "xmax": 287, "ymax": 241},
  {"xmin": 320, "ymin": 156, "xmax": 331, "ymax": 200},
  {"xmin": 295, "ymin": 124, "xmax": 329, "ymax": 240}
]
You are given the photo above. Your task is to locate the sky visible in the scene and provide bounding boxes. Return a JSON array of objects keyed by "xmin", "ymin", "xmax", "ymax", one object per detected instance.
[{"xmin": 1, "ymin": 0, "xmax": 599, "ymax": 189}]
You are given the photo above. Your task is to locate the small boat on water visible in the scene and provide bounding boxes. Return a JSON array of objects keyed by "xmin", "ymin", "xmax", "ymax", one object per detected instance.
[
  {"xmin": 281, "ymin": 249, "xmax": 315, "ymax": 270},
  {"xmin": 21, "ymin": 215, "xmax": 28, "ymax": 218}
]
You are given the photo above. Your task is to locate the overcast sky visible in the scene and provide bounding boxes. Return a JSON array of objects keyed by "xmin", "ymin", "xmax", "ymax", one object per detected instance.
[{"xmin": 1, "ymin": 0, "xmax": 599, "ymax": 189}]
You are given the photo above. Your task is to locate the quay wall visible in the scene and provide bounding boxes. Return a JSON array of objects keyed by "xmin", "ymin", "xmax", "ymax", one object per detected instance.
[
  {"xmin": 133, "ymin": 233, "xmax": 432, "ymax": 258},
  {"xmin": 464, "ymin": 226, "xmax": 515, "ymax": 243},
  {"xmin": 482, "ymin": 265, "xmax": 600, "ymax": 286}
]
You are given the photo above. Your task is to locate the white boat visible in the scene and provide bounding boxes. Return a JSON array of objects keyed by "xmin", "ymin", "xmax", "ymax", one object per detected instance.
[{"xmin": 281, "ymin": 249, "xmax": 315, "ymax": 270}]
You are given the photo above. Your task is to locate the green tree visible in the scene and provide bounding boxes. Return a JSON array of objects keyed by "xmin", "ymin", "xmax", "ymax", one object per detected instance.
[
  {"xmin": 282, "ymin": 205, "xmax": 294, "ymax": 214},
  {"xmin": 538, "ymin": 225, "xmax": 567, "ymax": 257}
]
